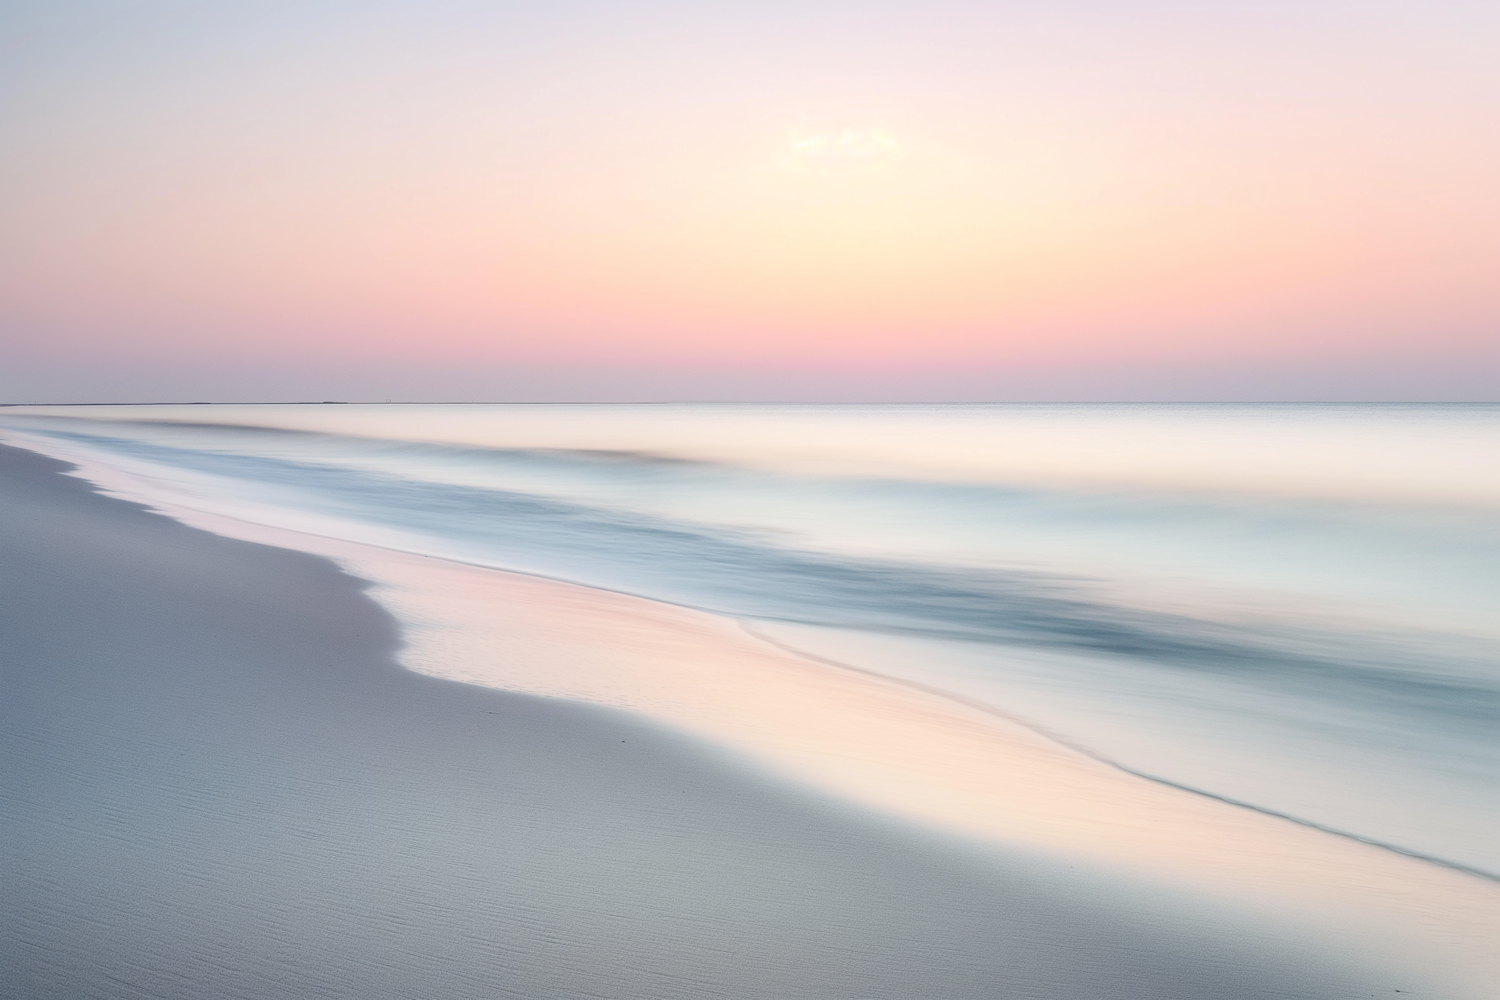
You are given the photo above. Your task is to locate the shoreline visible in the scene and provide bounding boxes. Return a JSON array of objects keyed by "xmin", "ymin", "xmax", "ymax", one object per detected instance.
[
  {"xmin": 744, "ymin": 621, "xmax": 1500, "ymax": 885},
  {"xmin": 2, "ymin": 440, "xmax": 1493, "ymax": 998}
]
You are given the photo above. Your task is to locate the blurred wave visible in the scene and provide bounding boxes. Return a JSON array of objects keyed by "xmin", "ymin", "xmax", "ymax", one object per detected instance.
[{"xmin": 3, "ymin": 405, "xmax": 1496, "ymax": 874}]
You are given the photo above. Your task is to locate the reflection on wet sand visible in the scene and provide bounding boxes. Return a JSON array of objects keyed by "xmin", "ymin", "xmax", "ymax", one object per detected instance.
[{"xmin": 331, "ymin": 540, "xmax": 1500, "ymax": 998}]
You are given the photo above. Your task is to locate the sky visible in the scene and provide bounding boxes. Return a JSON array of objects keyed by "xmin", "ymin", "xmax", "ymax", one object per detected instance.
[{"xmin": 1, "ymin": 0, "xmax": 1496, "ymax": 402}]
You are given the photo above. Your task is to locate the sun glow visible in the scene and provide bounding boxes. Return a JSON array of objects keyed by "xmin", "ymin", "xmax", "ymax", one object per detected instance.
[{"xmin": 779, "ymin": 124, "xmax": 903, "ymax": 178}]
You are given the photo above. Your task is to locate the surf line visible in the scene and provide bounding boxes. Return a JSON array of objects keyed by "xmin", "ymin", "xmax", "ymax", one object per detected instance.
[
  {"xmin": 738, "ymin": 620, "xmax": 1500, "ymax": 887},
  {"xmin": 12, "ymin": 429, "xmax": 1490, "ymax": 886}
]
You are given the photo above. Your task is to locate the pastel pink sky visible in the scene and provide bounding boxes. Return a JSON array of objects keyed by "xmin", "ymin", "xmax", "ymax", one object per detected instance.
[{"xmin": 2, "ymin": 1, "xmax": 1496, "ymax": 401}]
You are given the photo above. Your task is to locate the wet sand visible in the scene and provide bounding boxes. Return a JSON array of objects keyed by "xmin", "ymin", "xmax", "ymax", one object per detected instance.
[{"xmin": 0, "ymin": 442, "xmax": 1427, "ymax": 999}]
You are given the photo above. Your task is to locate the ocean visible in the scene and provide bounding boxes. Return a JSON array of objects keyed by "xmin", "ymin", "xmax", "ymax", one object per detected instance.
[{"xmin": 3, "ymin": 402, "xmax": 1495, "ymax": 878}]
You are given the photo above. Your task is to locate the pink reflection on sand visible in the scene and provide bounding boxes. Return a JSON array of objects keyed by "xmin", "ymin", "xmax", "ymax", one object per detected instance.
[{"xmin": 346, "ymin": 545, "xmax": 1500, "ymax": 997}]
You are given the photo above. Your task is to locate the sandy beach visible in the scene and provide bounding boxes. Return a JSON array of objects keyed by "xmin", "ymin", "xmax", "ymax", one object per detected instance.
[{"xmin": 0, "ymin": 440, "xmax": 1490, "ymax": 999}]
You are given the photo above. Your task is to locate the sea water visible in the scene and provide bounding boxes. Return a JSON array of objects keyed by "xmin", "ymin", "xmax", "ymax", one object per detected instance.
[{"xmin": 3, "ymin": 403, "xmax": 1495, "ymax": 876}]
